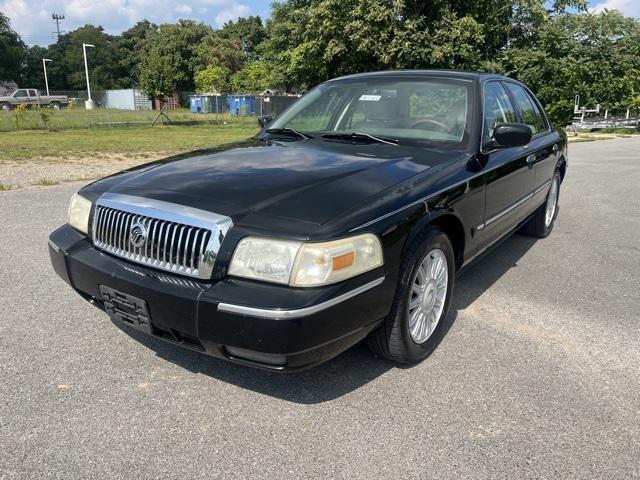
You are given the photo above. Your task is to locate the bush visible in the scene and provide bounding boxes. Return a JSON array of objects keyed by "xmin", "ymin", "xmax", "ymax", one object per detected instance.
[
  {"xmin": 38, "ymin": 105, "xmax": 55, "ymax": 130},
  {"xmin": 12, "ymin": 103, "xmax": 27, "ymax": 130}
]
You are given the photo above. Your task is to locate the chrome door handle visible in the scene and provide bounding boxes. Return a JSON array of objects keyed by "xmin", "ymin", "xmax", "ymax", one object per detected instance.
[
  {"xmin": 526, "ymin": 154, "xmax": 536, "ymax": 168},
  {"xmin": 552, "ymin": 144, "xmax": 559, "ymax": 153}
]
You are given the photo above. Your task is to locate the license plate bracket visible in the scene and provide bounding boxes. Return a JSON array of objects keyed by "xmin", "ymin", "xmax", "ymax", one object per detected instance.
[{"xmin": 99, "ymin": 285, "xmax": 152, "ymax": 334}]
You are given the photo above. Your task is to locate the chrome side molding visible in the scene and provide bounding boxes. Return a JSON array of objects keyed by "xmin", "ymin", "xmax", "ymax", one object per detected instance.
[{"xmin": 475, "ymin": 179, "xmax": 552, "ymax": 232}]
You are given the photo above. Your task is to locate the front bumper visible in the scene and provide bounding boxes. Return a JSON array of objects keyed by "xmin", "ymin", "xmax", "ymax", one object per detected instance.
[{"xmin": 48, "ymin": 225, "xmax": 394, "ymax": 371}]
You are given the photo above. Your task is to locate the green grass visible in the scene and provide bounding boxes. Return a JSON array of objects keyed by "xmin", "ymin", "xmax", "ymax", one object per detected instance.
[
  {"xmin": 0, "ymin": 107, "xmax": 257, "ymax": 132},
  {"xmin": 0, "ymin": 123, "xmax": 259, "ymax": 160},
  {"xmin": 36, "ymin": 178, "xmax": 60, "ymax": 186},
  {"xmin": 0, "ymin": 183, "xmax": 12, "ymax": 191},
  {"xmin": 568, "ymin": 137, "xmax": 601, "ymax": 143}
]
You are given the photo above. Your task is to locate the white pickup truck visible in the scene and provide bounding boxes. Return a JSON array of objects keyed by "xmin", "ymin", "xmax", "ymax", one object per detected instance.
[{"xmin": 0, "ymin": 89, "xmax": 69, "ymax": 110}]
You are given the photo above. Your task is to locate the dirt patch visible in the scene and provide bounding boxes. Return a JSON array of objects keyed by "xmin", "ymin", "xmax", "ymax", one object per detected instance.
[{"xmin": 0, "ymin": 153, "xmax": 166, "ymax": 190}]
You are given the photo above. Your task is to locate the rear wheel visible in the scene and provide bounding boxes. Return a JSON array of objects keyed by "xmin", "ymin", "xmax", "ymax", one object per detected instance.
[
  {"xmin": 520, "ymin": 171, "xmax": 561, "ymax": 238},
  {"xmin": 50, "ymin": 102, "xmax": 61, "ymax": 110},
  {"xmin": 367, "ymin": 227, "xmax": 455, "ymax": 364}
]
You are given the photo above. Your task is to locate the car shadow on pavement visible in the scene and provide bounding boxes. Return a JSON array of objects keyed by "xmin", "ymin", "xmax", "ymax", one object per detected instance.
[
  {"xmin": 115, "ymin": 233, "xmax": 537, "ymax": 404},
  {"xmin": 453, "ymin": 233, "xmax": 538, "ymax": 310}
]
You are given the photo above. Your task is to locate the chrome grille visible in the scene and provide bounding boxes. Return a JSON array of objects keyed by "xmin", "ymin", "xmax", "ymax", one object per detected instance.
[{"xmin": 93, "ymin": 193, "xmax": 233, "ymax": 280}]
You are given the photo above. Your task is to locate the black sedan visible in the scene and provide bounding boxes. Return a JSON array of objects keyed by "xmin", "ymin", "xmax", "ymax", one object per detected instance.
[{"xmin": 49, "ymin": 70, "xmax": 567, "ymax": 371}]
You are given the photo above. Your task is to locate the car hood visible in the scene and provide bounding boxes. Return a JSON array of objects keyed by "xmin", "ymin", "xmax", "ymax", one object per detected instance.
[{"xmin": 88, "ymin": 138, "xmax": 465, "ymax": 230}]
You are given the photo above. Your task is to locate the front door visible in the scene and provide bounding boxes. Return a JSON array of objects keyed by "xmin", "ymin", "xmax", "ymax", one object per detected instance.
[
  {"xmin": 503, "ymin": 82, "xmax": 558, "ymax": 196},
  {"xmin": 13, "ymin": 89, "xmax": 29, "ymax": 105},
  {"xmin": 477, "ymin": 81, "xmax": 535, "ymax": 251}
]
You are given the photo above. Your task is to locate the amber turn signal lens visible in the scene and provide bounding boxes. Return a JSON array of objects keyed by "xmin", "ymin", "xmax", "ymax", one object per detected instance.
[{"xmin": 332, "ymin": 252, "xmax": 355, "ymax": 270}]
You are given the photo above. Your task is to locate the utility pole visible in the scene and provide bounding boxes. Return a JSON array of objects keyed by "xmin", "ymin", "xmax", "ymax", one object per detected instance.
[
  {"xmin": 52, "ymin": 14, "xmax": 65, "ymax": 39},
  {"xmin": 83, "ymin": 43, "xmax": 96, "ymax": 109},
  {"xmin": 42, "ymin": 59, "xmax": 52, "ymax": 96}
]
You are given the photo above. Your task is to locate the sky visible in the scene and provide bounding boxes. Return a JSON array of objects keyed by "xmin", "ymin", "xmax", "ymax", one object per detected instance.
[
  {"xmin": 1, "ymin": 0, "xmax": 271, "ymax": 45},
  {"xmin": 1, "ymin": 0, "xmax": 639, "ymax": 46}
]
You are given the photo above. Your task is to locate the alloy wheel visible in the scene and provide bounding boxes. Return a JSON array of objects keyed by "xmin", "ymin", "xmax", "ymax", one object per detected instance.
[{"xmin": 408, "ymin": 248, "xmax": 448, "ymax": 344}]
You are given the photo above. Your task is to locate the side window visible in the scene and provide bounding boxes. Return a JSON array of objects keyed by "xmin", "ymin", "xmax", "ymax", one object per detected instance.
[
  {"xmin": 504, "ymin": 83, "xmax": 546, "ymax": 135},
  {"xmin": 28, "ymin": 90, "xmax": 37, "ymax": 97},
  {"xmin": 14, "ymin": 90, "xmax": 28, "ymax": 98},
  {"xmin": 483, "ymin": 82, "xmax": 517, "ymax": 144}
]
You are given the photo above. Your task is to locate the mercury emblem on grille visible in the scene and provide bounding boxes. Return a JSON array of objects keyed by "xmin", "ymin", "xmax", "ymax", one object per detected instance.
[
  {"xmin": 130, "ymin": 222, "xmax": 147, "ymax": 248},
  {"xmin": 93, "ymin": 193, "xmax": 233, "ymax": 279}
]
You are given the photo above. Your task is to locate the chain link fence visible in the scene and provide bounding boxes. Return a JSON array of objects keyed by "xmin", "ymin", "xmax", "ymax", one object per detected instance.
[
  {"xmin": 48, "ymin": 90, "xmax": 300, "ymax": 116},
  {"xmin": 0, "ymin": 89, "xmax": 301, "ymax": 131}
]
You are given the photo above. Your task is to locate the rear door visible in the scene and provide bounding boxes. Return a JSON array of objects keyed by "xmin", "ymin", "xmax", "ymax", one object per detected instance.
[
  {"xmin": 27, "ymin": 89, "xmax": 39, "ymax": 106},
  {"xmin": 477, "ymin": 80, "xmax": 535, "ymax": 249}
]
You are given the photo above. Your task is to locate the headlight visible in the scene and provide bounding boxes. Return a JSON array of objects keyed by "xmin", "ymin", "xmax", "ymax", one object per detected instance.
[
  {"xmin": 228, "ymin": 233, "xmax": 383, "ymax": 287},
  {"xmin": 68, "ymin": 193, "xmax": 92, "ymax": 234}
]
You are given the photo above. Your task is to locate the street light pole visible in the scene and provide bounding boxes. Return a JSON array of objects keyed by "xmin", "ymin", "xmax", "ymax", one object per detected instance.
[
  {"xmin": 82, "ymin": 43, "xmax": 95, "ymax": 110},
  {"xmin": 42, "ymin": 59, "xmax": 52, "ymax": 96}
]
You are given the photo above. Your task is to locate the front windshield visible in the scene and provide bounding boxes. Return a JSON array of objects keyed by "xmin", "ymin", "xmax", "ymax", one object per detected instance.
[{"xmin": 270, "ymin": 77, "xmax": 471, "ymax": 146}]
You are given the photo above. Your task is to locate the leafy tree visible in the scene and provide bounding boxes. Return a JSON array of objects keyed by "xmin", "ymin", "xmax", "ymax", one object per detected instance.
[
  {"xmin": 0, "ymin": 12, "xmax": 26, "ymax": 82},
  {"xmin": 45, "ymin": 25, "xmax": 128, "ymax": 90},
  {"xmin": 230, "ymin": 61, "xmax": 272, "ymax": 92},
  {"xmin": 194, "ymin": 64, "xmax": 230, "ymax": 93},
  {"xmin": 217, "ymin": 16, "xmax": 266, "ymax": 56},
  {"xmin": 192, "ymin": 17, "xmax": 267, "ymax": 78},
  {"xmin": 261, "ymin": 0, "xmax": 589, "ymax": 90},
  {"xmin": 138, "ymin": 47, "xmax": 178, "ymax": 124},
  {"xmin": 193, "ymin": 34, "xmax": 248, "ymax": 74},
  {"xmin": 141, "ymin": 20, "xmax": 212, "ymax": 91},
  {"xmin": 502, "ymin": 10, "xmax": 640, "ymax": 124},
  {"xmin": 138, "ymin": 47, "xmax": 178, "ymax": 100},
  {"xmin": 115, "ymin": 20, "xmax": 158, "ymax": 85},
  {"xmin": 20, "ymin": 45, "xmax": 49, "ymax": 89}
]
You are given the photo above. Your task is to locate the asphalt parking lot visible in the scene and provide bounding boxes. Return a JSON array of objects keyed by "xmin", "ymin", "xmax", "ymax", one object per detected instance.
[{"xmin": 1, "ymin": 138, "xmax": 639, "ymax": 479}]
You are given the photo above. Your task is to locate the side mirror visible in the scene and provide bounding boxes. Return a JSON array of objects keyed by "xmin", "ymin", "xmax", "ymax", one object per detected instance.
[
  {"xmin": 492, "ymin": 122, "xmax": 532, "ymax": 148},
  {"xmin": 258, "ymin": 115, "xmax": 273, "ymax": 128}
]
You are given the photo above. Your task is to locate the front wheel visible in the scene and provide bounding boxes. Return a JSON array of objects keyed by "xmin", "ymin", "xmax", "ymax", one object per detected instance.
[
  {"xmin": 367, "ymin": 227, "xmax": 455, "ymax": 364},
  {"xmin": 0, "ymin": 103, "xmax": 10, "ymax": 111},
  {"xmin": 520, "ymin": 171, "xmax": 561, "ymax": 238}
]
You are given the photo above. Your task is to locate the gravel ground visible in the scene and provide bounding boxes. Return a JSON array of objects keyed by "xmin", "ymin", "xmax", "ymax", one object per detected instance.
[
  {"xmin": 0, "ymin": 138, "xmax": 639, "ymax": 479},
  {"xmin": 0, "ymin": 154, "xmax": 163, "ymax": 189}
]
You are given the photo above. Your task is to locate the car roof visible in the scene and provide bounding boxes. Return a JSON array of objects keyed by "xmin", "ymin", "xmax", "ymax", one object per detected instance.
[{"xmin": 326, "ymin": 69, "xmax": 511, "ymax": 83}]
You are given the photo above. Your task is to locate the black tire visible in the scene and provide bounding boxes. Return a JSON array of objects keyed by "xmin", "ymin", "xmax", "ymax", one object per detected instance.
[
  {"xmin": 50, "ymin": 102, "xmax": 61, "ymax": 110},
  {"xmin": 520, "ymin": 171, "xmax": 561, "ymax": 238},
  {"xmin": 367, "ymin": 227, "xmax": 455, "ymax": 364},
  {"xmin": 0, "ymin": 102, "xmax": 10, "ymax": 111}
]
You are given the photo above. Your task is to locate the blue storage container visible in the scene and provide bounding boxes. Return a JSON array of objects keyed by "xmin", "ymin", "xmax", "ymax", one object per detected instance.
[
  {"xmin": 190, "ymin": 95, "xmax": 203, "ymax": 113},
  {"xmin": 189, "ymin": 95, "xmax": 197, "ymax": 113},
  {"xmin": 227, "ymin": 95, "xmax": 257, "ymax": 116},
  {"xmin": 190, "ymin": 95, "xmax": 217, "ymax": 113}
]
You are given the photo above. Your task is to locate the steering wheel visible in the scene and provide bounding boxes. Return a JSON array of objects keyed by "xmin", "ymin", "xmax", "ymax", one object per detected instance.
[{"xmin": 409, "ymin": 118, "xmax": 451, "ymax": 132}]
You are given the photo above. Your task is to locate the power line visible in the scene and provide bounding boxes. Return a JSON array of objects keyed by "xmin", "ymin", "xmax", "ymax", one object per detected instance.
[{"xmin": 52, "ymin": 13, "xmax": 65, "ymax": 39}]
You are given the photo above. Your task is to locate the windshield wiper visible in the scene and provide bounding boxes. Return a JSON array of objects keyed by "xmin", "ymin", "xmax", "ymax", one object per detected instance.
[
  {"xmin": 265, "ymin": 128, "xmax": 314, "ymax": 139},
  {"xmin": 321, "ymin": 132, "xmax": 399, "ymax": 146}
]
